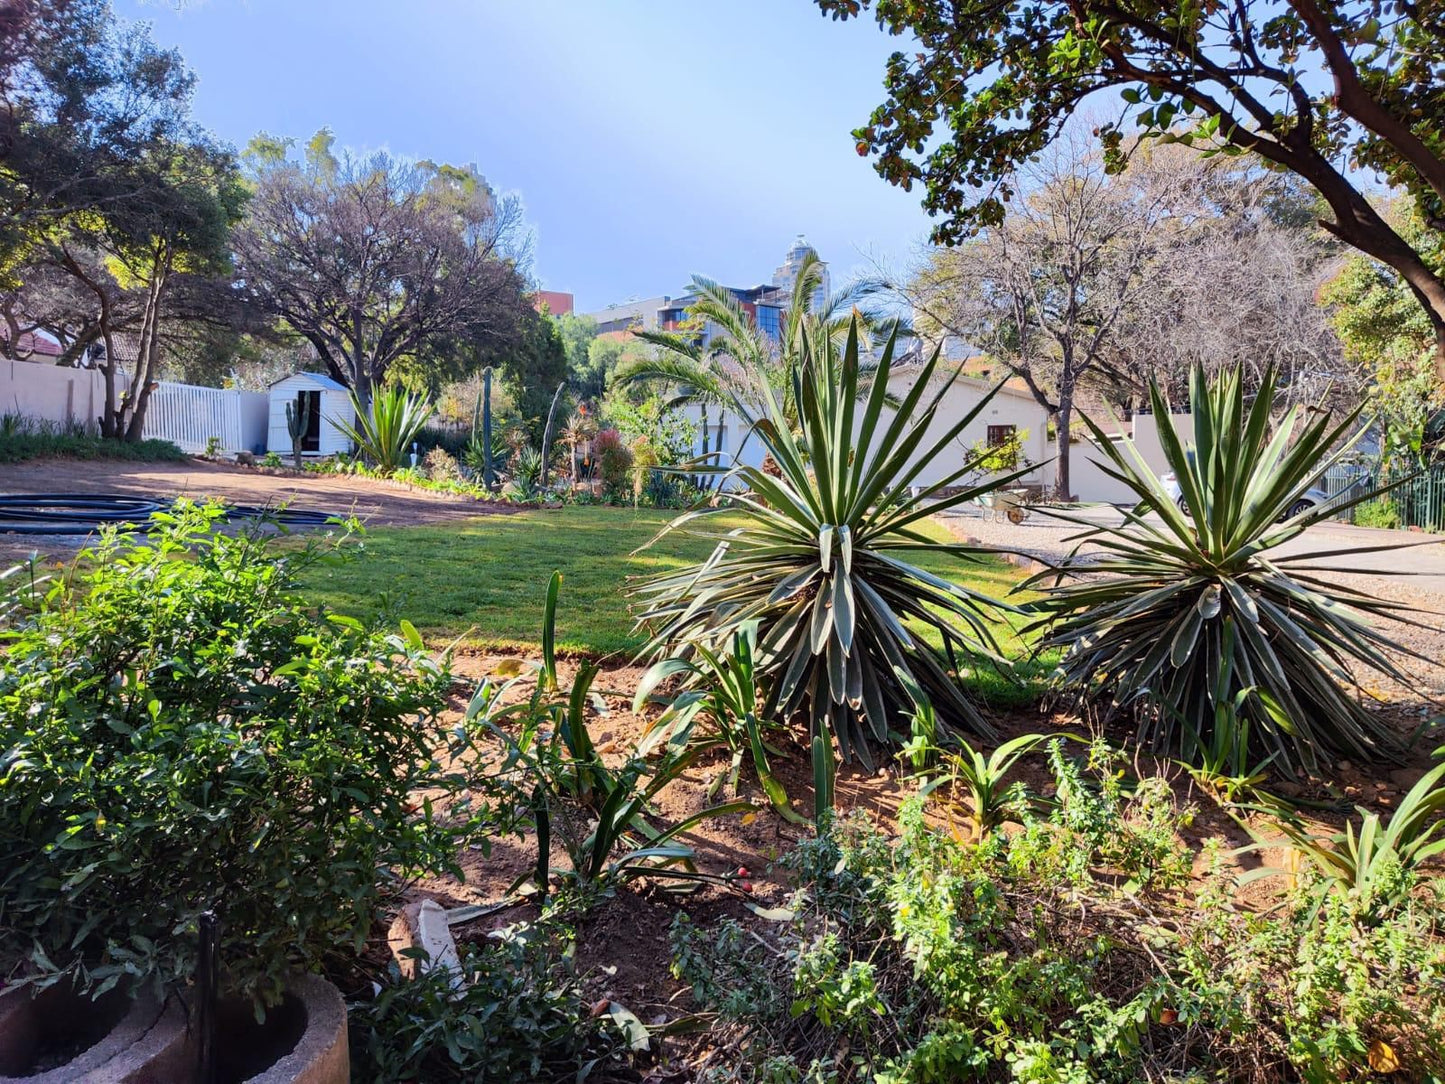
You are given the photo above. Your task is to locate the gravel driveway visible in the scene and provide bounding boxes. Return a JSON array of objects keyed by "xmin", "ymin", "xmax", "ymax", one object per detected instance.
[
  {"xmin": 0, "ymin": 457, "xmax": 510, "ymax": 565},
  {"xmin": 939, "ymin": 503, "xmax": 1445, "ymax": 699}
]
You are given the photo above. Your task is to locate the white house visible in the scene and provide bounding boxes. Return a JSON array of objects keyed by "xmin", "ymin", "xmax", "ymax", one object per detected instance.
[
  {"xmin": 677, "ymin": 361, "xmax": 1051, "ymax": 491},
  {"xmin": 267, "ymin": 373, "xmax": 356, "ymax": 458},
  {"xmin": 866, "ymin": 363, "xmax": 1051, "ymax": 490},
  {"xmin": 1049, "ymin": 412, "xmax": 1194, "ymax": 503}
]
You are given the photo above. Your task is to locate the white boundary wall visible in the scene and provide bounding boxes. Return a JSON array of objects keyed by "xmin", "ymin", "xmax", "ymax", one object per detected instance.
[
  {"xmin": 1, "ymin": 358, "xmax": 266, "ymax": 453},
  {"xmin": 0, "ymin": 358, "xmax": 113, "ymax": 433}
]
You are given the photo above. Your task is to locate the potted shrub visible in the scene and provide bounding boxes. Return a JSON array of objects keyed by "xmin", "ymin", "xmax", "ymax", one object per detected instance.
[{"xmin": 0, "ymin": 504, "xmax": 461, "ymax": 1081}]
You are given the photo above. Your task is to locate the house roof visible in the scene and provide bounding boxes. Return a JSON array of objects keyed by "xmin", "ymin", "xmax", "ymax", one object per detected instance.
[
  {"xmin": 268, "ymin": 371, "xmax": 349, "ymax": 392},
  {"xmin": 1, "ymin": 330, "xmax": 64, "ymax": 358},
  {"xmin": 890, "ymin": 353, "xmax": 1044, "ymax": 406}
]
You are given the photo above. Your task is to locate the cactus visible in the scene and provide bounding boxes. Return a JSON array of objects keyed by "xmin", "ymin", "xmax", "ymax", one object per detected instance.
[
  {"xmin": 481, "ymin": 367, "xmax": 494, "ymax": 489},
  {"xmin": 285, "ymin": 396, "xmax": 311, "ymax": 469}
]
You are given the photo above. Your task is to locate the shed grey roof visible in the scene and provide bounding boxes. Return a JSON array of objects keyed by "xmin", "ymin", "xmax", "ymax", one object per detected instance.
[{"xmin": 268, "ymin": 371, "xmax": 350, "ymax": 392}]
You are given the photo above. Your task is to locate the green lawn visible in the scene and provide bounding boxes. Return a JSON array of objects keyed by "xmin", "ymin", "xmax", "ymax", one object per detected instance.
[{"xmin": 296, "ymin": 504, "xmax": 1048, "ymax": 704}]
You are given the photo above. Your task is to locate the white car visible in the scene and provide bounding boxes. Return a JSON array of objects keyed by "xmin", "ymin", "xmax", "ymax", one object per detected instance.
[{"xmin": 1161, "ymin": 454, "xmax": 1329, "ymax": 522}]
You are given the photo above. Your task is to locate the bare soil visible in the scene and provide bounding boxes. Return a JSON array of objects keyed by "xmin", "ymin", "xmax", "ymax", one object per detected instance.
[
  {"xmin": 391, "ymin": 650, "xmax": 1445, "ymax": 1068},
  {"xmin": 0, "ymin": 456, "xmax": 511, "ymax": 564}
]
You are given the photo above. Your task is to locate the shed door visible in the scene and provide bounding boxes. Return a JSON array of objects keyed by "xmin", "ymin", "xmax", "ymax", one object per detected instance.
[{"xmin": 297, "ymin": 390, "xmax": 322, "ymax": 452}]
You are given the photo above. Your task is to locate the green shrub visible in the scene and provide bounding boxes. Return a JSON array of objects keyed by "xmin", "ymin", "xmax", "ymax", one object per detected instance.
[
  {"xmin": 0, "ymin": 504, "xmax": 459, "ymax": 1008},
  {"xmin": 348, "ymin": 925, "xmax": 627, "ymax": 1084},
  {"xmin": 673, "ymin": 749, "xmax": 1445, "ymax": 1083},
  {"xmin": 0, "ymin": 413, "xmax": 186, "ymax": 463},
  {"xmin": 1026, "ymin": 364, "xmax": 1421, "ymax": 775},
  {"xmin": 1353, "ymin": 495, "xmax": 1402, "ymax": 529},
  {"xmin": 675, "ymin": 760, "xmax": 1199, "ymax": 1083},
  {"xmin": 634, "ymin": 320, "xmax": 1027, "ymax": 776}
]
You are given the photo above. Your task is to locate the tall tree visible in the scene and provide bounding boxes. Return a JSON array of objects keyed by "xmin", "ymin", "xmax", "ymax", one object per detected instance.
[
  {"xmin": 1323, "ymin": 203, "xmax": 1445, "ymax": 462},
  {"xmin": 233, "ymin": 131, "xmax": 531, "ymax": 411},
  {"xmin": 908, "ymin": 133, "xmax": 1181, "ymax": 498},
  {"xmin": 553, "ymin": 311, "xmax": 601, "ymax": 398},
  {"xmin": 497, "ymin": 305, "xmax": 570, "ymax": 434},
  {"xmin": 95, "ymin": 140, "xmax": 247, "ymax": 439},
  {"xmin": 819, "ymin": 0, "xmax": 1445, "ymax": 377},
  {"xmin": 1, "ymin": 1, "xmax": 197, "ymax": 281}
]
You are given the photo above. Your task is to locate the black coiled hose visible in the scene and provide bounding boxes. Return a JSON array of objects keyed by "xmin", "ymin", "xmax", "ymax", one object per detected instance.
[{"xmin": 0, "ymin": 493, "xmax": 335, "ymax": 534}]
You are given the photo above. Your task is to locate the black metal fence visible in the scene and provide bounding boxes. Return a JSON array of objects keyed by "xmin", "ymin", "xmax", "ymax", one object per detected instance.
[{"xmin": 1323, "ymin": 462, "xmax": 1445, "ymax": 532}]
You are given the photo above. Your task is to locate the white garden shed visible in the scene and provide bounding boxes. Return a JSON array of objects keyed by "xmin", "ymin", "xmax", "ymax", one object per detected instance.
[{"xmin": 267, "ymin": 372, "xmax": 356, "ymax": 458}]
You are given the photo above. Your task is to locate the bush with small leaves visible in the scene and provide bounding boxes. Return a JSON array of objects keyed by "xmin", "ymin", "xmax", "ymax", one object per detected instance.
[{"xmin": 0, "ymin": 503, "xmax": 459, "ymax": 1009}]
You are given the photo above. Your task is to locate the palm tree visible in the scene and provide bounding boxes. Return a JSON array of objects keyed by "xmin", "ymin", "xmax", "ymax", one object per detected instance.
[
  {"xmin": 560, "ymin": 407, "xmax": 598, "ymax": 485},
  {"xmin": 614, "ymin": 252, "xmax": 900, "ymax": 465}
]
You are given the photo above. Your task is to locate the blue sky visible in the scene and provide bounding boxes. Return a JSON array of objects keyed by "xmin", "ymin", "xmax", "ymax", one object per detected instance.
[{"xmin": 115, "ymin": 0, "xmax": 932, "ymax": 313}]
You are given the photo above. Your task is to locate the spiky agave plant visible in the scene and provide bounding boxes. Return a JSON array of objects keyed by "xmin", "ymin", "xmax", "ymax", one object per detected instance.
[
  {"xmin": 333, "ymin": 385, "xmax": 434, "ymax": 474},
  {"xmin": 1025, "ymin": 364, "xmax": 1429, "ymax": 775},
  {"xmin": 634, "ymin": 318, "xmax": 1032, "ymax": 772}
]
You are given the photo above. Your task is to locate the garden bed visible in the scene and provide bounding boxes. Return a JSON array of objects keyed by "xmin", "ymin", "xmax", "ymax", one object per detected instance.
[{"xmin": 366, "ymin": 649, "xmax": 1445, "ymax": 1081}]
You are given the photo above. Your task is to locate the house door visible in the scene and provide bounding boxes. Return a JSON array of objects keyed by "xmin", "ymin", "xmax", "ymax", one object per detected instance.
[{"xmin": 297, "ymin": 390, "xmax": 322, "ymax": 452}]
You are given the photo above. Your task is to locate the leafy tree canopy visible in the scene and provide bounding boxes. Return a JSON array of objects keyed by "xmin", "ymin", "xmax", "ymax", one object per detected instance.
[{"xmin": 819, "ymin": 0, "xmax": 1445, "ymax": 371}]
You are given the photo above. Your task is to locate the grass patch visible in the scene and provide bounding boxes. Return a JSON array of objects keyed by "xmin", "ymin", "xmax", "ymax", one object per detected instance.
[
  {"xmin": 0, "ymin": 415, "xmax": 187, "ymax": 464},
  {"xmin": 296, "ymin": 505, "xmax": 1050, "ymax": 708}
]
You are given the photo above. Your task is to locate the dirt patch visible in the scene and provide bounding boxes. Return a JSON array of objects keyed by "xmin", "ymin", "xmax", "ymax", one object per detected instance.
[
  {"xmin": 0, "ymin": 456, "xmax": 515, "ymax": 564},
  {"xmin": 393, "ymin": 649, "xmax": 1444, "ymax": 1060}
]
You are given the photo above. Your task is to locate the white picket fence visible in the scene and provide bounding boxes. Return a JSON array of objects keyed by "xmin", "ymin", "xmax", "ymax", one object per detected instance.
[{"xmin": 142, "ymin": 381, "xmax": 268, "ymax": 455}]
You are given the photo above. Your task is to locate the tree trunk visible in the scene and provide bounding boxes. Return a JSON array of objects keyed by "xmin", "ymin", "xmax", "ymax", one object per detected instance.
[
  {"xmin": 99, "ymin": 324, "xmax": 119, "ymax": 438},
  {"xmin": 122, "ymin": 259, "xmax": 169, "ymax": 442},
  {"xmin": 699, "ymin": 401, "xmax": 711, "ymax": 492},
  {"xmin": 1054, "ymin": 394, "xmax": 1074, "ymax": 502}
]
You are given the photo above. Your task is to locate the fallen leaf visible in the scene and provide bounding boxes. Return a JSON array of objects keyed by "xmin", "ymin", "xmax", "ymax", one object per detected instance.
[{"xmin": 1368, "ymin": 1040, "xmax": 1400, "ymax": 1074}]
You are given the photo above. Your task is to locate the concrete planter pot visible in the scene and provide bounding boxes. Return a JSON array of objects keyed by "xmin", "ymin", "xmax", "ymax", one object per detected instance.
[
  {"xmin": 0, "ymin": 982, "xmax": 183, "ymax": 1083},
  {"xmin": 0, "ymin": 974, "xmax": 346, "ymax": 1084}
]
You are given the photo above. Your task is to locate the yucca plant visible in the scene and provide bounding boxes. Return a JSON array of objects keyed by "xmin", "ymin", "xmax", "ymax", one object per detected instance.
[
  {"xmin": 923, "ymin": 732, "xmax": 1050, "ymax": 841},
  {"xmin": 333, "ymin": 384, "xmax": 435, "ymax": 474},
  {"xmin": 463, "ymin": 572, "xmax": 749, "ymax": 897},
  {"xmin": 1247, "ymin": 761, "xmax": 1445, "ymax": 925},
  {"xmin": 1025, "ymin": 364, "xmax": 1428, "ymax": 776},
  {"xmin": 634, "ymin": 319, "xmax": 1031, "ymax": 779},
  {"xmin": 634, "ymin": 623, "xmax": 803, "ymax": 823}
]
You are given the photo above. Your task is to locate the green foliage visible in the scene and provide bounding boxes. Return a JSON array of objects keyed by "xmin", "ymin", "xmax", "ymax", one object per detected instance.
[
  {"xmin": 676, "ymin": 758, "xmax": 1200, "ymax": 1083},
  {"xmin": 635, "ymin": 320, "xmax": 1028, "ymax": 777},
  {"xmin": 459, "ymin": 573, "xmax": 750, "ymax": 898},
  {"xmin": 0, "ymin": 414, "xmax": 186, "ymax": 463},
  {"xmin": 1026, "ymin": 364, "xmax": 1422, "ymax": 775},
  {"xmin": 925, "ymin": 732, "xmax": 1049, "ymax": 840},
  {"xmin": 506, "ymin": 445, "xmax": 543, "ymax": 500},
  {"xmin": 606, "ymin": 392, "xmax": 697, "ymax": 466},
  {"xmin": 1322, "ymin": 204, "xmax": 1445, "ymax": 464},
  {"xmin": 814, "ymin": 1, "xmax": 1445, "ymax": 343},
  {"xmin": 0, "ymin": 504, "xmax": 458, "ymax": 1008},
  {"xmin": 635, "ymin": 624, "xmax": 803, "ymax": 823},
  {"xmin": 678, "ymin": 739, "xmax": 1445, "ymax": 1083},
  {"xmin": 1352, "ymin": 495, "xmax": 1403, "ymax": 529},
  {"xmin": 333, "ymin": 383, "xmax": 435, "ymax": 474},
  {"xmin": 498, "ymin": 307, "xmax": 571, "ymax": 430},
  {"xmin": 349, "ymin": 925, "xmax": 625, "ymax": 1083},
  {"xmin": 260, "ymin": 449, "xmax": 284, "ymax": 468},
  {"xmin": 552, "ymin": 312, "xmax": 602, "ymax": 399},
  {"xmin": 967, "ymin": 427, "xmax": 1029, "ymax": 474},
  {"xmin": 1253, "ymin": 761, "xmax": 1445, "ymax": 927}
]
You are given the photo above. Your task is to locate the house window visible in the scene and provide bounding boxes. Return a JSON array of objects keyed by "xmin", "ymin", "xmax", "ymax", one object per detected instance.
[
  {"xmin": 987, "ymin": 424, "xmax": 1016, "ymax": 447},
  {"xmin": 296, "ymin": 389, "xmax": 322, "ymax": 452}
]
